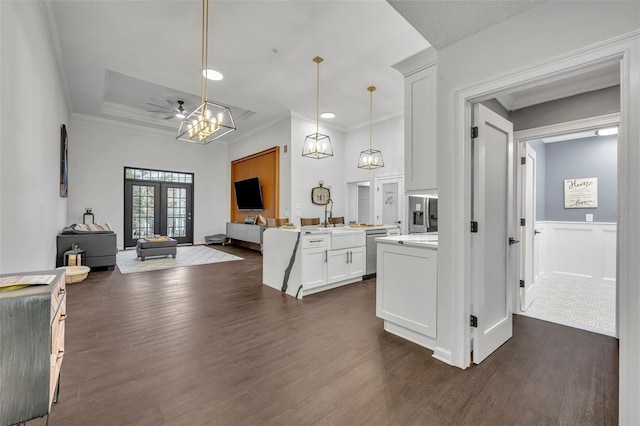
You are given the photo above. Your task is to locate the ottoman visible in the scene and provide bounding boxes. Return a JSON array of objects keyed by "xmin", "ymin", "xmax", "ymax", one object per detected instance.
[{"xmin": 136, "ymin": 238, "xmax": 178, "ymax": 261}]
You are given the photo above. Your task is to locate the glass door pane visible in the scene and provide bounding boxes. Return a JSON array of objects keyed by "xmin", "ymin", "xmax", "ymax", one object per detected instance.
[
  {"xmin": 162, "ymin": 183, "xmax": 193, "ymax": 244},
  {"xmin": 132, "ymin": 184, "xmax": 156, "ymax": 239},
  {"xmin": 166, "ymin": 187, "xmax": 186, "ymax": 237}
]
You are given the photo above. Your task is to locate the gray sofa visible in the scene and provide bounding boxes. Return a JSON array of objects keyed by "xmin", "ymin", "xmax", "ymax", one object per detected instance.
[{"xmin": 56, "ymin": 229, "xmax": 117, "ymax": 270}]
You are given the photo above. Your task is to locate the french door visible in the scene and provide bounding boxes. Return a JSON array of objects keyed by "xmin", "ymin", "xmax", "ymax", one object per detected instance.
[{"xmin": 124, "ymin": 168, "xmax": 193, "ymax": 247}]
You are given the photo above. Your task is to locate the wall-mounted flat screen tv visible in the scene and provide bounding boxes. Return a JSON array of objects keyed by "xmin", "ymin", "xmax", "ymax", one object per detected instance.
[{"xmin": 234, "ymin": 177, "xmax": 264, "ymax": 211}]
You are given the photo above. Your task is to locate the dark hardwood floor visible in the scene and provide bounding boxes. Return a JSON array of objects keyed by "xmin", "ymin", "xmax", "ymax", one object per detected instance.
[{"xmin": 31, "ymin": 245, "xmax": 617, "ymax": 425}]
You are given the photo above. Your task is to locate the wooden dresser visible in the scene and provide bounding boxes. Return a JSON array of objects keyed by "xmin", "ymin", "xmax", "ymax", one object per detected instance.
[{"xmin": 0, "ymin": 269, "xmax": 66, "ymax": 426}]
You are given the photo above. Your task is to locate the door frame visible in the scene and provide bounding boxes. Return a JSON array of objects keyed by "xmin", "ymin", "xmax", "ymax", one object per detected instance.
[
  {"xmin": 447, "ymin": 31, "xmax": 639, "ymax": 402},
  {"xmin": 374, "ymin": 174, "xmax": 405, "ymax": 234},
  {"xmin": 514, "ymin": 113, "xmax": 620, "ymax": 317}
]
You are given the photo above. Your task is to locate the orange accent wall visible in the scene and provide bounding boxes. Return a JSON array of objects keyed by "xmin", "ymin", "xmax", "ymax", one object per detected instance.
[{"xmin": 230, "ymin": 147, "xmax": 280, "ymax": 223}]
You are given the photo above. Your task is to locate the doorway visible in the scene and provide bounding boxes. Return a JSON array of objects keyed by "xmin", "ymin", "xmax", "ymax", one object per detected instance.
[
  {"xmin": 346, "ymin": 181, "xmax": 371, "ymax": 224},
  {"xmin": 516, "ymin": 116, "xmax": 619, "ymax": 337},
  {"xmin": 123, "ymin": 167, "xmax": 194, "ymax": 247},
  {"xmin": 458, "ymin": 56, "xmax": 626, "ymax": 367}
]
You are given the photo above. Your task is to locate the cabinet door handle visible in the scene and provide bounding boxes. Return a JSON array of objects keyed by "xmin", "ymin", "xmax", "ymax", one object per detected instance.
[
  {"xmin": 324, "ymin": 250, "xmax": 327, "ymax": 263},
  {"xmin": 309, "ymin": 239, "xmax": 323, "ymax": 243},
  {"xmin": 346, "ymin": 252, "xmax": 349, "ymax": 263}
]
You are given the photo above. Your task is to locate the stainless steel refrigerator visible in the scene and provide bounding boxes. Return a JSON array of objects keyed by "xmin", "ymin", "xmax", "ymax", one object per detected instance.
[{"xmin": 408, "ymin": 196, "xmax": 438, "ymax": 234}]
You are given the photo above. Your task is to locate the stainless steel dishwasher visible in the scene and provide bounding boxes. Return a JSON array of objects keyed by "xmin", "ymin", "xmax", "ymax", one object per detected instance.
[{"xmin": 365, "ymin": 228, "xmax": 390, "ymax": 276}]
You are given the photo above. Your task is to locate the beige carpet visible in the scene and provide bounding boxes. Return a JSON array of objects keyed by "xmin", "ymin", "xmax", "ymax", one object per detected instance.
[{"xmin": 117, "ymin": 245, "xmax": 243, "ymax": 274}]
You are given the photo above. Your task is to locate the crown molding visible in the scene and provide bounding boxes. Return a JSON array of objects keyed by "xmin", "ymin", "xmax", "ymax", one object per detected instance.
[
  {"xmin": 290, "ymin": 111, "xmax": 348, "ymax": 133},
  {"xmin": 71, "ymin": 113, "xmax": 184, "ymax": 139},
  {"xmin": 344, "ymin": 110, "xmax": 404, "ymax": 132},
  {"xmin": 39, "ymin": 0, "xmax": 72, "ymax": 116}
]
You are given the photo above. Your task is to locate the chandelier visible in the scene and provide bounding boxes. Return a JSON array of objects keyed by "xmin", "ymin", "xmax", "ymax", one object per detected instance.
[
  {"xmin": 358, "ymin": 86, "xmax": 384, "ymax": 169},
  {"xmin": 176, "ymin": 0, "xmax": 235, "ymax": 144},
  {"xmin": 302, "ymin": 56, "xmax": 333, "ymax": 159}
]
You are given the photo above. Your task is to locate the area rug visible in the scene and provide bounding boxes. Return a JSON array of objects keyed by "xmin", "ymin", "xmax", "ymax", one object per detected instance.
[{"xmin": 116, "ymin": 245, "xmax": 243, "ymax": 274}]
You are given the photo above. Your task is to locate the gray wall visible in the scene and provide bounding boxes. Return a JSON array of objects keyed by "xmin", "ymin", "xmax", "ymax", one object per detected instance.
[
  {"xmin": 527, "ymin": 139, "xmax": 546, "ymax": 221},
  {"xmin": 480, "ymin": 98, "xmax": 509, "ymax": 119},
  {"xmin": 510, "ymin": 86, "xmax": 620, "ymax": 131},
  {"xmin": 544, "ymin": 135, "xmax": 617, "ymax": 222}
]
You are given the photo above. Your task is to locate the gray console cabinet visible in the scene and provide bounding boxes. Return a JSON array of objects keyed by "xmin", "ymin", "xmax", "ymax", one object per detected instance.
[
  {"xmin": 0, "ymin": 270, "xmax": 66, "ymax": 426},
  {"xmin": 226, "ymin": 222, "xmax": 264, "ymax": 249}
]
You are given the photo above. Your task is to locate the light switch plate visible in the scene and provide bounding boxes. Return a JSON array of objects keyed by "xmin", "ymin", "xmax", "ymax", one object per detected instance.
[{"xmin": 586, "ymin": 214, "xmax": 593, "ymax": 222}]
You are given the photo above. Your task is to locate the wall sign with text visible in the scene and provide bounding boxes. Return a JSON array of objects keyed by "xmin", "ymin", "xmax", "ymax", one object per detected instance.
[{"xmin": 564, "ymin": 177, "xmax": 598, "ymax": 208}]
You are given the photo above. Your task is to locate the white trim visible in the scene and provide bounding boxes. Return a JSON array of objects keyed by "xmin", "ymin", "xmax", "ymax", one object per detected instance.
[
  {"xmin": 514, "ymin": 113, "xmax": 620, "ymax": 141},
  {"xmin": 290, "ymin": 110, "xmax": 348, "ymax": 132},
  {"xmin": 344, "ymin": 110, "xmax": 404, "ymax": 132},
  {"xmin": 450, "ymin": 31, "xmax": 640, "ymax": 423},
  {"xmin": 71, "ymin": 113, "xmax": 203, "ymax": 140},
  {"xmin": 39, "ymin": 0, "xmax": 72, "ymax": 115}
]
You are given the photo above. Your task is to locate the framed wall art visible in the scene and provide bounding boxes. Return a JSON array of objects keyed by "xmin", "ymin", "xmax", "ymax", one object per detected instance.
[
  {"xmin": 60, "ymin": 124, "xmax": 68, "ymax": 197},
  {"xmin": 564, "ymin": 177, "xmax": 597, "ymax": 208}
]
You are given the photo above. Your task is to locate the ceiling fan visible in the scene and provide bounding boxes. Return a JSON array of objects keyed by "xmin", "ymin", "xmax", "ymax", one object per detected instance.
[{"xmin": 147, "ymin": 100, "xmax": 188, "ymax": 119}]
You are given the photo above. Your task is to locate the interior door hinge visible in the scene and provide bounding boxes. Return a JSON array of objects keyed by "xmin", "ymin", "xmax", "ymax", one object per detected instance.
[
  {"xmin": 519, "ymin": 279, "xmax": 525, "ymax": 288},
  {"xmin": 470, "ymin": 315, "xmax": 478, "ymax": 328},
  {"xmin": 520, "ymin": 218, "xmax": 525, "ymax": 226},
  {"xmin": 471, "ymin": 126, "xmax": 479, "ymax": 139},
  {"xmin": 521, "ymin": 157, "xmax": 526, "ymax": 165},
  {"xmin": 470, "ymin": 221, "xmax": 478, "ymax": 233}
]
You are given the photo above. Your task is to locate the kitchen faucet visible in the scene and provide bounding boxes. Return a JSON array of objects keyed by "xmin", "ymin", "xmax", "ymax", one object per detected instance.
[{"xmin": 324, "ymin": 198, "xmax": 333, "ymax": 227}]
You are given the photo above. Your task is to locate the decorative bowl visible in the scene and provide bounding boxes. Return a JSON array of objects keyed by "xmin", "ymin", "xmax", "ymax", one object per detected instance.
[{"xmin": 57, "ymin": 265, "xmax": 90, "ymax": 284}]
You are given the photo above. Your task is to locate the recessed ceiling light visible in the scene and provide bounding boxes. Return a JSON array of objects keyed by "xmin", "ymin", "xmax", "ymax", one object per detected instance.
[
  {"xmin": 202, "ymin": 69, "xmax": 223, "ymax": 81},
  {"xmin": 320, "ymin": 112, "xmax": 335, "ymax": 119},
  {"xmin": 596, "ymin": 127, "xmax": 618, "ymax": 136}
]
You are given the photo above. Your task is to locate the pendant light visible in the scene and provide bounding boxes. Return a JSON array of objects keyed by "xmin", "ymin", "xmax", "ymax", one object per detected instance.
[
  {"xmin": 358, "ymin": 86, "xmax": 384, "ymax": 169},
  {"xmin": 176, "ymin": 0, "xmax": 236, "ymax": 144},
  {"xmin": 302, "ymin": 56, "xmax": 333, "ymax": 159}
]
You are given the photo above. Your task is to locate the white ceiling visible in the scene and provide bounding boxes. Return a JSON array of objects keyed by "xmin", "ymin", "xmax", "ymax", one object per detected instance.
[
  {"xmin": 49, "ymin": 0, "xmax": 431, "ymax": 142},
  {"xmin": 387, "ymin": 0, "xmax": 544, "ymax": 50},
  {"xmin": 50, "ymin": 0, "xmax": 607, "ymax": 145}
]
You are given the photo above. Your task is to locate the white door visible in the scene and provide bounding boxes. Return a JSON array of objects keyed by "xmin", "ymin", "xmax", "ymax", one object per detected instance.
[
  {"xmin": 375, "ymin": 175, "xmax": 404, "ymax": 232},
  {"xmin": 471, "ymin": 104, "xmax": 517, "ymax": 364},
  {"xmin": 521, "ymin": 143, "xmax": 538, "ymax": 311}
]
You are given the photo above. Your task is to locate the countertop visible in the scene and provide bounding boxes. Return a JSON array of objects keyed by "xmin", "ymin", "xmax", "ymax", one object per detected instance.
[
  {"xmin": 269, "ymin": 224, "xmax": 399, "ymax": 234},
  {"xmin": 375, "ymin": 234, "xmax": 438, "ymax": 248}
]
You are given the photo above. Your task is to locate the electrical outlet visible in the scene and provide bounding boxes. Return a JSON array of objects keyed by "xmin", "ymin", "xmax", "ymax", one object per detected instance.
[{"xmin": 586, "ymin": 214, "xmax": 593, "ymax": 222}]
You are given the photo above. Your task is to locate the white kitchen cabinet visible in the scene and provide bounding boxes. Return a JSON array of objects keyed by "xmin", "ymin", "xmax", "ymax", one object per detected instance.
[
  {"xmin": 327, "ymin": 246, "xmax": 365, "ymax": 284},
  {"xmin": 404, "ymin": 64, "xmax": 437, "ymax": 192},
  {"xmin": 301, "ymin": 240, "xmax": 328, "ymax": 290},
  {"xmin": 376, "ymin": 241, "xmax": 437, "ymax": 349},
  {"xmin": 263, "ymin": 228, "xmax": 366, "ymax": 298},
  {"xmin": 393, "ymin": 48, "xmax": 438, "ymax": 193}
]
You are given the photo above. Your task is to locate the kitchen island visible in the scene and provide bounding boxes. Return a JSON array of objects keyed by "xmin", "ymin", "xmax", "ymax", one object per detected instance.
[
  {"xmin": 375, "ymin": 234, "xmax": 449, "ymax": 362},
  {"xmin": 262, "ymin": 227, "xmax": 367, "ymax": 298}
]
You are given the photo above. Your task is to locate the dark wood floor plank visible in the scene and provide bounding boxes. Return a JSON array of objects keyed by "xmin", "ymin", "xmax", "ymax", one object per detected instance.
[
  {"xmin": 558, "ymin": 369, "xmax": 605, "ymax": 426},
  {"xmin": 19, "ymin": 245, "xmax": 617, "ymax": 425}
]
